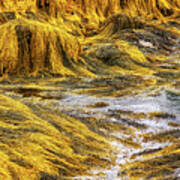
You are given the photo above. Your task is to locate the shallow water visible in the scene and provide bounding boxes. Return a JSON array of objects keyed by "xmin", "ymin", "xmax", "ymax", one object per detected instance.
[
  {"xmin": 0, "ymin": 75, "xmax": 179, "ymax": 179},
  {"xmin": 0, "ymin": 45, "xmax": 180, "ymax": 179},
  {"xmin": 53, "ymin": 88, "xmax": 180, "ymax": 179},
  {"xmin": 0, "ymin": 1, "xmax": 180, "ymax": 179}
]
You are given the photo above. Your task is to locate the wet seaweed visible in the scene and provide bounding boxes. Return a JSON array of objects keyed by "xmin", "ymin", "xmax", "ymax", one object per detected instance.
[{"xmin": 0, "ymin": 0, "xmax": 179, "ymax": 179}]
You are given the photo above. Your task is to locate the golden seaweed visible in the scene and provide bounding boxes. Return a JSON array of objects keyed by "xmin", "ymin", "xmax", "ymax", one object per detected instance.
[{"xmin": 0, "ymin": 1, "xmax": 179, "ymax": 180}]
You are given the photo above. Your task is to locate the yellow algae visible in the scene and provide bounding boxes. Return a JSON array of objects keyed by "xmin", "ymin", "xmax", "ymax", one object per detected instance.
[
  {"xmin": 120, "ymin": 142, "xmax": 180, "ymax": 179},
  {"xmin": 0, "ymin": 0, "xmax": 178, "ymax": 77},
  {"xmin": 0, "ymin": 94, "xmax": 111, "ymax": 179},
  {"xmin": 0, "ymin": 0, "xmax": 179, "ymax": 179}
]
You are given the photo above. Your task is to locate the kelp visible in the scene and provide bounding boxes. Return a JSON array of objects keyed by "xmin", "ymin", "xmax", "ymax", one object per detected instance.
[
  {"xmin": 0, "ymin": 0, "xmax": 180, "ymax": 179},
  {"xmin": 0, "ymin": 0, "xmax": 179, "ymax": 77},
  {"xmin": 119, "ymin": 142, "xmax": 180, "ymax": 179},
  {"xmin": 0, "ymin": 93, "xmax": 113, "ymax": 179}
]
